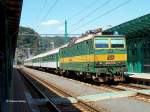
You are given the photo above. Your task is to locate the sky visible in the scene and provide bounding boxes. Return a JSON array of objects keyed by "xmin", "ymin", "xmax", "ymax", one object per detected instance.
[{"xmin": 20, "ymin": 0, "xmax": 150, "ymax": 34}]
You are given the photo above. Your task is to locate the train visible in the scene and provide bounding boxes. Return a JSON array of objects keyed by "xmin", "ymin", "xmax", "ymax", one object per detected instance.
[{"xmin": 24, "ymin": 33, "xmax": 127, "ymax": 82}]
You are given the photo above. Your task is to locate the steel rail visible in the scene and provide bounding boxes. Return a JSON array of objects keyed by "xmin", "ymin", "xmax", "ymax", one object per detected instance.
[{"xmin": 18, "ymin": 69, "xmax": 62, "ymax": 112}]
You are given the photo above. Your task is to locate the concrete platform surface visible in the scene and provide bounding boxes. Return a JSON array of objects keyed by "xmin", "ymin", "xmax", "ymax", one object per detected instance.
[
  {"xmin": 88, "ymin": 97, "xmax": 150, "ymax": 112},
  {"xmin": 136, "ymin": 90, "xmax": 150, "ymax": 95},
  {"xmin": 77, "ymin": 91, "xmax": 137, "ymax": 102},
  {"xmin": 128, "ymin": 73, "xmax": 150, "ymax": 80},
  {"xmin": 1, "ymin": 69, "xmax": 31, "ymax": 112}
]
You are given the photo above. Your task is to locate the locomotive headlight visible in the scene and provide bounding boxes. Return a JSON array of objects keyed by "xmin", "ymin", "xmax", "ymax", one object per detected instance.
[
  {"xmin": 118, "ymin": 61, "xmax": 125, "ymax": 64},
  {"xmin": 96, "ymin": 62, "xmax": 103, "ymax": 65},
  {"xmin": 99, "ymin": 62, "xmax": 102, "ymax": 64}
]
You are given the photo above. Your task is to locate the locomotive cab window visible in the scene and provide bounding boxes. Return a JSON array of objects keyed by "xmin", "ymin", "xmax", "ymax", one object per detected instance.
[
  {"xmin": 95, "ymin": 39, "xmax": 109, "ymax": 48},
  {"xmin": 111, "ymin": 39, "xmax": 125, "ymax": 48}
]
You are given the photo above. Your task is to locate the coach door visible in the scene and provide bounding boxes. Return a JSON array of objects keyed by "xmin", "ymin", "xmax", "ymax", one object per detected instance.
[{"xmin": 85, "ymin": 40, "xmax": 93, "ymax": 72}]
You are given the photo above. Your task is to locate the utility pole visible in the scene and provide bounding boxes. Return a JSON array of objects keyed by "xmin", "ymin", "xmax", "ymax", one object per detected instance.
[
  {"xmin": 64, "ymin": 20, "xmax": 68, "ymax": 43},
  {"xmin": 27, "ymin": 48, "xmax": 31, "ymax": 58},
  {"xmin": 51, "ymin": 41, "xmax": 54, "ymax": 49}
]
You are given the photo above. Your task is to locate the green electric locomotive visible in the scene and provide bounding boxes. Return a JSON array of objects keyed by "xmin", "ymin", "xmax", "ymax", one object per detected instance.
[{"xmin": 59, "ymin": 34, "xmax": 127, "ymax": 82}]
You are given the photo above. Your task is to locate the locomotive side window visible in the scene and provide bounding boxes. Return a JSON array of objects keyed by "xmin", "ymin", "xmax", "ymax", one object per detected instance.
[
  {"xmin": 111, "ymin": 39, "xmax": 125, "ymax": 48},
  {"xmin": 95, "ymin": 39, "xmax": 109, "ymax": 48}
]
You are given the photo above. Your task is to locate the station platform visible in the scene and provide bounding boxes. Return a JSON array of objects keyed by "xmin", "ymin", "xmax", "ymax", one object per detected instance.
[
  {"xmin": 128, "ymin": 73, "xmax": 150, "ymax": 80},
  {"xmin": 126, "ymin": 72, "xmax": 150, "ymax": 85},
  {"xmin": 1, "ymin": 69, "xmax": 31, "ymax": 112}
]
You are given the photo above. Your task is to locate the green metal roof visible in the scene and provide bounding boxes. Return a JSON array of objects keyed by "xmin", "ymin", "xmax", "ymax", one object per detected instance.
[{"xmin": 105, "ymin": 13, "xmax": 150, "ymax": 39}]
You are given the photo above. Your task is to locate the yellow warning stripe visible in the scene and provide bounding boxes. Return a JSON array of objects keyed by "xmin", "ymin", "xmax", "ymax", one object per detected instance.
[{"xmin": 60, "ymin": 54, "xmax": 127, "ymax": 63}]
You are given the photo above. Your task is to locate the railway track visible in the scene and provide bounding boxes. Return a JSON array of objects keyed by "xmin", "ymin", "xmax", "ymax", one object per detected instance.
[
  {"xmin": 18, "ymin": 69, "xmax": 63, "ymax": 112},
  {"xmin": 18, "ymin": 68, "xmax": 108, "ymax": 112},
  {"xmin": 20, "ymin": 66, "xmax": 150, "ymax": 110},
  {"xmin": 38, "ymin": 67, "xmax": 150, "ymax": 90},
  {"xmin": 64, "ymin": 73, "xmax": 150, "ymax": 102},
  {"xmin": 109, "ymin": 83, "xmax": 150, "ymax": 92},
  {"xmin": 113, "ymin": 83, "xmax": 150, "ymax": 102},
  {"xmin": 98, "ymin": 83, "xmax": 150, "ymax": 103},
  {"xmin": 118, "ymin": 83, "xmax": 150, "ymax": 90}
]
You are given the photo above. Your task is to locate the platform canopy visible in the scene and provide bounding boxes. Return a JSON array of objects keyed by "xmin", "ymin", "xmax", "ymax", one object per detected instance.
[
  {"xmin": 7, "ymin": 0, "xmax": 23, "ymax": 55},
  {"xmin": 0, "ymin": 0, "xmax": 23, "ymax": 57},
  {"xmin": 105, "ymin": 13, "xmax": 150, "ymax": 39},
  {"xmin": 0, "ymin": 0, "xmax": 23, "ymax": 102}
]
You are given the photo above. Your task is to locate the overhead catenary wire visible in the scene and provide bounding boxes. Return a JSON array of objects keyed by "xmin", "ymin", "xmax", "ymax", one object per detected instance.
[
  {"xmin": 37, "ymin": 0, "xmax": 58, "ymax": 27},
  {"xmin": 69, "ymin": 0, "xmax": 132, "ymax": 34},
  {"xmin": 67, "ymin": 0, "xmax": 98, "ymax": 21},
  {"xmin": 70, "ymin": 0, "xmax": 112, "ymax": 27},
  {"xmin": 39, "ymin": 0, "xmax": 48, "ymax": 16},
  {"xmin": 40, "ymin": 0, "xmax": 48, "ymax": 15},
  {"xmin": 35, "ymin": 0, "xmax": 48, "ymax": 24}
]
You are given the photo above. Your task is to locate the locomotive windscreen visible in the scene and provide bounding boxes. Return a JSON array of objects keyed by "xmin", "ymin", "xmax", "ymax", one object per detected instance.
[
  {"xmin": 95, "ymin": 39, "xmax": 109, "ymax": 48},
  {"xmin": 94, "ymin": 36, "xmax": 126, "ymax": 49},
  {"xmin": 111, "ymin": 39, "xmax": 125, "ymax": 48}
]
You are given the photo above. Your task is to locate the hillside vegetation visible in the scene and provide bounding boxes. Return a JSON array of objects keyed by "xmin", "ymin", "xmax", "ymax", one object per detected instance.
[{"xmin": 16, "ymin": 26, "xmax": 65, "ymax": 62}]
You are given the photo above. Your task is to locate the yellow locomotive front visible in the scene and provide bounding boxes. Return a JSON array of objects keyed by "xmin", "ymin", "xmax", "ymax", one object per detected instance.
[{"xmin": 93, "ymin": 35, "xmax": 127, "ymax": 82}]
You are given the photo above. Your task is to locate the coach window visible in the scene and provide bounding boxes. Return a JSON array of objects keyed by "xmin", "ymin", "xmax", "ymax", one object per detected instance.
[{"xmin": 94, "ymin": 39, "xmax": 109, "ymax": 48}]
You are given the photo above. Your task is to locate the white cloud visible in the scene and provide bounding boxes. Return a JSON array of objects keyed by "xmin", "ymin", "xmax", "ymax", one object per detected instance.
[{"xmin": 40, "ymin": 20, "xmax": 60, "ymax": 26}]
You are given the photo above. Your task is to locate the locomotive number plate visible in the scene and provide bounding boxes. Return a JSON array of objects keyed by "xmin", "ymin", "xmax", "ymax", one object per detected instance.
[{"xmin": 107, "ymin": 55, "xmax": 115, "ymax": 60}]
